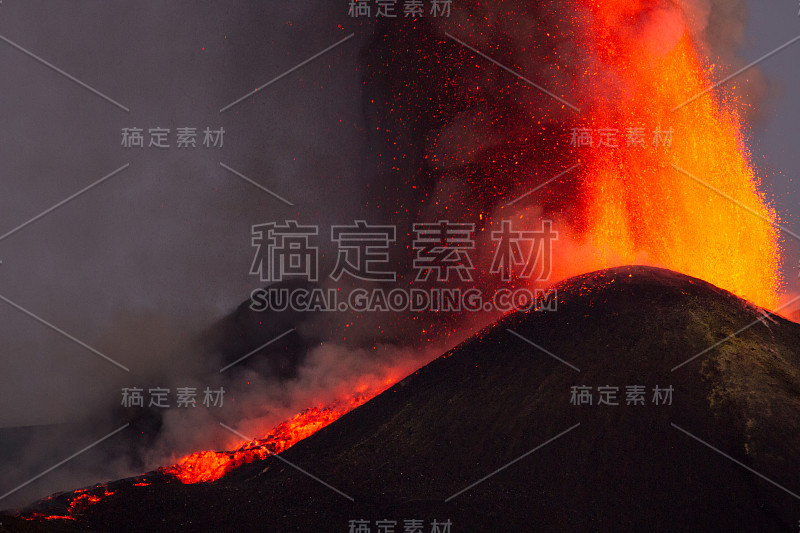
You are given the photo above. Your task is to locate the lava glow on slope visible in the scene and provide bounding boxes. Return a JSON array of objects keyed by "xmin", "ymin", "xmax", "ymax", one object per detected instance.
[
  {"xmin": 563, "ymin": 0, "xmax": 780, "ymax": 309},
  {"xmin": 164, "ymin": 382, "xmax": 395, "ymax": 484},
  {"xmin": 23, "ymin": 488, "xmax": 115, "ymax": 521}
]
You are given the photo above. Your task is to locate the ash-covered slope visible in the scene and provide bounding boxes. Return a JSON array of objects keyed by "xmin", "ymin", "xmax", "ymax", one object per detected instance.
[{"xmin": 7, "ymin": 266, "xmax": 800, "ymax": 532}]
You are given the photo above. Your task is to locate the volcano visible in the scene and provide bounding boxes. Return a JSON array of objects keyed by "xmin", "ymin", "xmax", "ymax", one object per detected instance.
[{"xmin": 5, "ymin": 266, "xmax": 800, "ymax": 532}]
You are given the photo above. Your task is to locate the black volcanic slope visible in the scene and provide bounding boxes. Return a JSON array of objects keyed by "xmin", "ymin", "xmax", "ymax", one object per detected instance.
[{"xmin": 6, "ymin": 266, "xmax": 800, "ymax": 532}]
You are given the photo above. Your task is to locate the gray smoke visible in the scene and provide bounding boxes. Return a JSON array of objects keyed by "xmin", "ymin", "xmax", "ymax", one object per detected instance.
[{"xmin": 0, "ymin": 0, "xmax": 378, "ymax": 509}]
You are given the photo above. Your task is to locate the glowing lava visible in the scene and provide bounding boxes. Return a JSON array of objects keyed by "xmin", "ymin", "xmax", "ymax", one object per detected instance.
[
  {"xmin": 22, "ymin": 488, "xmax": 115, "ymax": 521},
  {"xmin": 165, "ymin": 385, "xmax": 395, "ymax": 484},
  {"xmin": 563, "ymin": 0, "xmax": 781, "ymax": 309}
]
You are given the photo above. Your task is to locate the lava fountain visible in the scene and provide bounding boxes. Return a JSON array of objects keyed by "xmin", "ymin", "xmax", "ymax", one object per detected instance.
[{"xmin": 565, "ymin": 0, "xmax": 780, "ymax": 309}]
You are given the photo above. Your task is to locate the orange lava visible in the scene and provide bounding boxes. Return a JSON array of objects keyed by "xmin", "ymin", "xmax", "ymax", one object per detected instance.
[
  {"xmin": 66, "ymin": 489, "xmax": 114, "ymax": 514},
  {"xmin": 563, "ymin": 0, "xmax": 781, "ymax": 309},
  {"xmin": 165, "ymin": 385, "xmax": 394, "ymax": 484},
  {"xmin": 23, "ymin": 512, "xmax": 75, "ymax": 521},
  {"xmin": 22, "ymin": 488, "xmax": 114, "ymax": 521}
]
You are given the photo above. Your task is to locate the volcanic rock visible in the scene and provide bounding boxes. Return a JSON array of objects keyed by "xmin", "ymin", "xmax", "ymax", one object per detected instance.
[{"xmin": 6, "ymin": 266, "xmax": 800, "ymax": 532}]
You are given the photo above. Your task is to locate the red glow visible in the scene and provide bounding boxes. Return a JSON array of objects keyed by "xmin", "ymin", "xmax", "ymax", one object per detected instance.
[
  {"xmin": 22, "ymin": 488, "xmax": 114, "ymax": 522},
  {"xmin": 548, "ymin": 1, "xmax": 781, "ymax": 309},
  {"xmin": 165, "ymin": 381, "xmax": 398, "ymax": 484}
]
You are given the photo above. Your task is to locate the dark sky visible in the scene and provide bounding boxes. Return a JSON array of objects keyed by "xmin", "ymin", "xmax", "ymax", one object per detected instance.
[
  {"xmin": 743, "ymin": 1, "xmax": 800, "ymax": 287},
  {"xmin": 0, "ymin": 1, "xmax": 369, "ymax": 427},
  {"xmin": 0, "ymin": 0, "xmax": 373, "ymax": 508}
]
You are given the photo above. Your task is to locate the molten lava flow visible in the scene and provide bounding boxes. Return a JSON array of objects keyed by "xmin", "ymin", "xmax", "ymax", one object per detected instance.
[
  {"xmin": 23, "ymin": 513, "xmax": 75, "ymax": 521},
  {"xmin": 560, "ymin": 0, "xmax": 781, "ymax": 309},
  {"xmin": 66, "ymin": 489, "xmax": 114, "ymax": 514},
  {"xmin": 165, "ymin": 382, "xmax": 396, "ymax": 484},
  {"xmin": 22, "ymin": 488, "xmax": 115, "ymax": 521}
]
